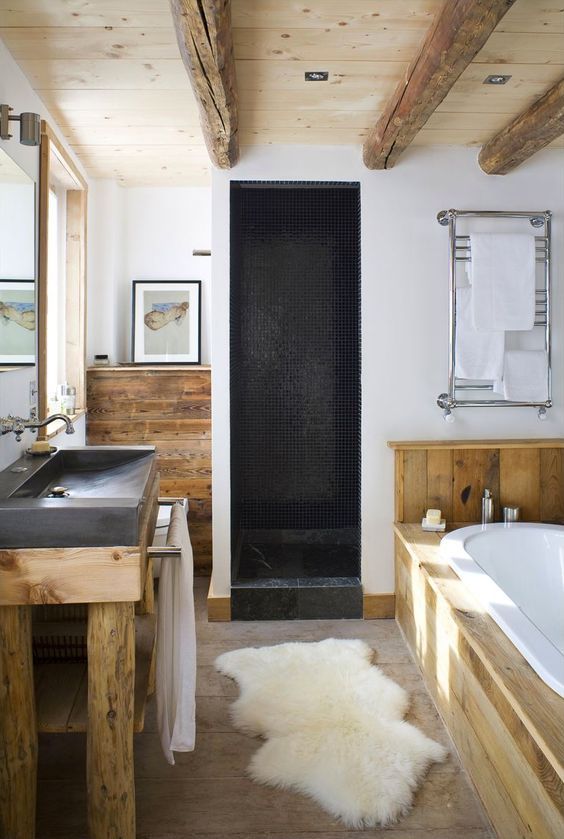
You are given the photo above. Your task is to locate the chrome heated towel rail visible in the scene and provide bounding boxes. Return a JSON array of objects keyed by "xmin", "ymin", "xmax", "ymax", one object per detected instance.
[{"xmin": 436, "ymin": 209, "xmax": 552, "ymax": 420}]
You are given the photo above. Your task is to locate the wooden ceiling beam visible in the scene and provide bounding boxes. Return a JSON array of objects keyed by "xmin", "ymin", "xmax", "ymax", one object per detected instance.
[
  {"xmin": 478, "ymin": 76, "xmax": 564, "ymax": 174},
  {"xmin": 362, "ymin": 0, "xmax": 518, "ymax": 170},
  {"xmin": 169, "ymin": 0, "xmax": 239, "ymax": 169}
]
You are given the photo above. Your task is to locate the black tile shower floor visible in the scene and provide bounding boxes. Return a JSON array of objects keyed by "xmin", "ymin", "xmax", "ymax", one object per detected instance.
[
  {"xmin": 237, "ymin": 539, "xmax": 359, "ymax": 580},
  {"xmin": 232, "ymin": 529, "xmax": 361, "ymax": 620}
]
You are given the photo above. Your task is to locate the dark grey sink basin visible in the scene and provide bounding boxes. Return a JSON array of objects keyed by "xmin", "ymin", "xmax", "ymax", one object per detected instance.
[{"xmin": 0, "ymin": 446, "xmax": 156, "ymax": 548}]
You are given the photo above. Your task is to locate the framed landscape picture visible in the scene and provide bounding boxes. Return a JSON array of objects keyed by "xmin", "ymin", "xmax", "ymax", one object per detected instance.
[
  {"xmin": 132, "ymin": 280, "xmax": 201, "ymax": 364},
  {"xmin": 0, "ymin": 280, "xmax": 36, "ymax": 365}
]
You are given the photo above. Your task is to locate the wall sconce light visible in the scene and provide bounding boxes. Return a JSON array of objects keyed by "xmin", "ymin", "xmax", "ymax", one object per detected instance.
[{"xmin": 0, "ymin": 104, "xmax": 40, "ymax": 146}]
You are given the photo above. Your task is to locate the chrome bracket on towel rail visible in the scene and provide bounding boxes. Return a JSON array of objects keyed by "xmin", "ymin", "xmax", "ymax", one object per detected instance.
[
  {"xmin": 147, "ymin": 497, "xmax": 188, "ymax": 559},
  {"xmin": 157, "ymin": 497, "xmax": 187, "ymax": 506},
  {"xmin": 147, "ymin": 546, "xmax": 182, "ymax": 558},
  {"xmin": 436, "ymin": 209, "xmax": 552, "ymax": 422}
]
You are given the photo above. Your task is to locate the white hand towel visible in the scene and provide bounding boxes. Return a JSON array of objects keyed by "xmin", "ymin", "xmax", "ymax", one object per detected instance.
[
  {"xmin": 503, "ymin": 350, "xmax": 548, "ymax": 402},
  {"xmin": 156, "ymin": 503, "xmax": 196, "ymax": 765},
  {"xmin": 455, "ymin": 287, "xmax": 505, "ymax": 381},
  {"xmin": 470, "ymin": 233, "xmax": 536, "ymax": 332}
]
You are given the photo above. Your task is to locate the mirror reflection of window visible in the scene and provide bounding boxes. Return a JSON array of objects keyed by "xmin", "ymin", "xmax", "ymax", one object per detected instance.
[
  {"xmin": 46, "ymin": 187, "xmax": 61, "ymax": 405},
  {"xmin": 0, "ymin": 149, "xmax": 34, "ymax": 280}
]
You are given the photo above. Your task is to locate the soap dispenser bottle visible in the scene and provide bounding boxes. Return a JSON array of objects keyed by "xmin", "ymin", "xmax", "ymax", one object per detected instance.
[{"xmin": 481, "ymin": 488, "xmax": 494, "ymax": 525}]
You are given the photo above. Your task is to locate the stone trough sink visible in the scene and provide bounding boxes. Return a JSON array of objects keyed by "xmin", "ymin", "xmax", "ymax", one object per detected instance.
[{"xmin": 0, "ymin": 446, "xmax": 156, "ymax": 548}]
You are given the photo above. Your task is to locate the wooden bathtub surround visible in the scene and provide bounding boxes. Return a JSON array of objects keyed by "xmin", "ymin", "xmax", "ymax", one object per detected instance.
[
  {"xmin": 395, "ymin": 525, "xmax": 564, "ymax": 839},
  {"xmin": 0, "ymin": 471, "xmax": 159, "ymax": 839},
  {"xmin": 87, "ymin": 366, "xmax": 212, "ymax": 573},
  {"xmin": 362, "ymin": 0, "xmax": 518, "ymax": 170},
  {"xmin": 390, "ymin": 439, "xmax": 564, "ymax": 526},
  {"xmin": 0, "ymin": 606, "xmax": 37, "ymax": 839}
]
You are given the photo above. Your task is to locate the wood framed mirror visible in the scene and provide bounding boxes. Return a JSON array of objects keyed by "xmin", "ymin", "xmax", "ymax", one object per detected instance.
[{"xmin": 38, "ymin": 122, "xmax": 87, "ymax": 424}]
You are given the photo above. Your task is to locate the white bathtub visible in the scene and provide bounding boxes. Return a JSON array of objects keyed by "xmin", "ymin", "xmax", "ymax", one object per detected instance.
[{"xmin": 440, "ymin": 523, "xmax": 564, "ymax": 697}]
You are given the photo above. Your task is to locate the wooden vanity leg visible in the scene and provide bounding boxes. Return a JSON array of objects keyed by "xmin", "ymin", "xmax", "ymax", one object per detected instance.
[
  {"xmin": 138, "ymin": 557, "xmax": 154, "ymax": 616},
  {"xmin": 0, "ymin": 605, "xmax": 37, "ymax": 839},
  {"xmin": 87, "ymin": 602, "xmax": 135, "ymax": 839}
]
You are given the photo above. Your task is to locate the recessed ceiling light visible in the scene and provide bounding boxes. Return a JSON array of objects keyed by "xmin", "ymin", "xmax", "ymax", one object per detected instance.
[
  {"xmin": 483, "ymin": 74, "xmax": 512, "ymax": 85},
  {"xmin": 305, "ymin": 71, "xmax": 328, "ymax": 81}
]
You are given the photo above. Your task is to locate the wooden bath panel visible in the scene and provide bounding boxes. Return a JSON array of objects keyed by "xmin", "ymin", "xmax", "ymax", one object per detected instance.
[{"xmin": 389, "ymin": 439, "xmax": 564, "ymax": 525}]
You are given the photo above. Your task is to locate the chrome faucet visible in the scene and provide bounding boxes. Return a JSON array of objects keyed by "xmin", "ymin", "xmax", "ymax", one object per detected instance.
[{"xmin": 0, "ymin": 414, "xmax": 75, "ymax": 442}]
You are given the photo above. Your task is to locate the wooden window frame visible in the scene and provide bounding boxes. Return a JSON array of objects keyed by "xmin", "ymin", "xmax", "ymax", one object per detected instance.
[{"xmin": 38, "ymin": 121, "xmax": 87, "ymax": 426}]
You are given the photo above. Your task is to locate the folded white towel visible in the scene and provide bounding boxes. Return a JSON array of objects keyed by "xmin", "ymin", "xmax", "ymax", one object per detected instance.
[
  {"xmin": 470, "ymin": 233, "xmax": 536, "ymax": 332},
  {"xmin": 156, "ymin": 503, "xmax": 196, "ymax": 765},
  {"xmin": 455, "ymin": 287, "xmax": 505, "ymax": 381},
  {"xmin": 503, "ymin": 350, "xmax": 548, "ymax": 402}
]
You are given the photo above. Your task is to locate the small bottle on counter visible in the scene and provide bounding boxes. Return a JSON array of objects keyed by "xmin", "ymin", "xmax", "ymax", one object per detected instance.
[
  {"xmin": 481, "ymin": 489, "xmax": 494, "ymax": 525},
  {"xmin": 56, "ymin": 383, "xmax": 76, "ymax": 415}
]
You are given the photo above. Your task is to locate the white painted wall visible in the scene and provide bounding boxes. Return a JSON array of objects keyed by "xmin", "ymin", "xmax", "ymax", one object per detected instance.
[
  {"xmin": 123, "ymin": 187, "xmax": 212, "ymax": 364},
  {"xmin": 87, "ymin": 186, "xmax": 212, "ymax": 365},
  {"xmin": 87, "ymin": 179, "xmax": 123, "ymax": 366},
  {"xmin": 0, "ymin": 39, "xmax": 87, "ymax": 467},
  {"xmin": 211, "ymin": 144, "xmax": 564, "ymax": 596}
]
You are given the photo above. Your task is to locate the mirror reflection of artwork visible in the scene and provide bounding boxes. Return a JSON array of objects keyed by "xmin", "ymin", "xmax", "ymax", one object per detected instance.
[
  {"xmin": 0, "ymin": 281, "xmax": 35, "ymax": 365},
  {"xmin": 132, "ymin": 280, "xmax": 201, "ymax": 364}
]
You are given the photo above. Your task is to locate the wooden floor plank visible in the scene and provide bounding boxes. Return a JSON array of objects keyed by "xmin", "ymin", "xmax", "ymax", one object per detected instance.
[
  {"xmin": 36, "ymin": 579, "xmax": 493, "ymax": 838},
  {"xmin": 34, "ymin": 662, "xmax": 85, "ymax": 733}
]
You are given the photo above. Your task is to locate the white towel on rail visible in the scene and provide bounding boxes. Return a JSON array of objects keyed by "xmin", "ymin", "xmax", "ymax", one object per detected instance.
[
  {"xmin": 503, "ymin": 350, "xmax": 548, "ymax": 402},
  {"xmin": 455, "ymin": 287, "xmax": 505, "ymax": 381},
  {"xmin": 156, "ymin": 503, "xmax": 196, "ymax": 765},
  {"xmin": 470, "ymin": 233, "xmax": 536, "ymax": 332}
]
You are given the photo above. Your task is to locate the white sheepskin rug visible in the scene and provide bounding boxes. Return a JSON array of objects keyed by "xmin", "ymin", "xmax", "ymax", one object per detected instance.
[{"xmin": 215, "ymin": 638, "xmax": 447, "ymax": 828}]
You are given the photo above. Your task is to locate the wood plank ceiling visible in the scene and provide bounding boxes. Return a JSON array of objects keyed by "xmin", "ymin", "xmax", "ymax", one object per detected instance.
[{"xmin": 0, "ymin": 0, "xmax": 562, "ymax": 186}]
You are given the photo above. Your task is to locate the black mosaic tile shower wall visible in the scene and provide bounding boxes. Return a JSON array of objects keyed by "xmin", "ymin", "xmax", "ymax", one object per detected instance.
[{"xmin": 230, "ymin": 182, "xmax": 361, "ymax": 618}]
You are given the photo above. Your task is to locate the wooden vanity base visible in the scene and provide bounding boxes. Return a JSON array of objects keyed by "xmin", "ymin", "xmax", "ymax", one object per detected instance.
[
  {"xmin": 0, "ymin": 472, "xmax": 158, "ymax": 837},
  {"xmin": 0, "ymin": 605, "xmax": 37, "ymax": 839},
  {"xmin": 87, "ymin": 601, "xmax": 136, "ymax": 839}
]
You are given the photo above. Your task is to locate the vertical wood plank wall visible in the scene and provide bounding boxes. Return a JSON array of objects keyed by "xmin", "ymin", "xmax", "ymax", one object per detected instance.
[
  {"xmin": 86, "ymin": 367, "xmax": 212, "ymax": 573},
  {"xmin": 390, "ymin": 440, "xmax": 564, "ymax": 525}
]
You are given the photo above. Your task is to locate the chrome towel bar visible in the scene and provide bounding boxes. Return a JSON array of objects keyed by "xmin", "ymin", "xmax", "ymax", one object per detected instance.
[{"xmin": 148, "ymin": 497, "xmax": 188, "ymax": 558}]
